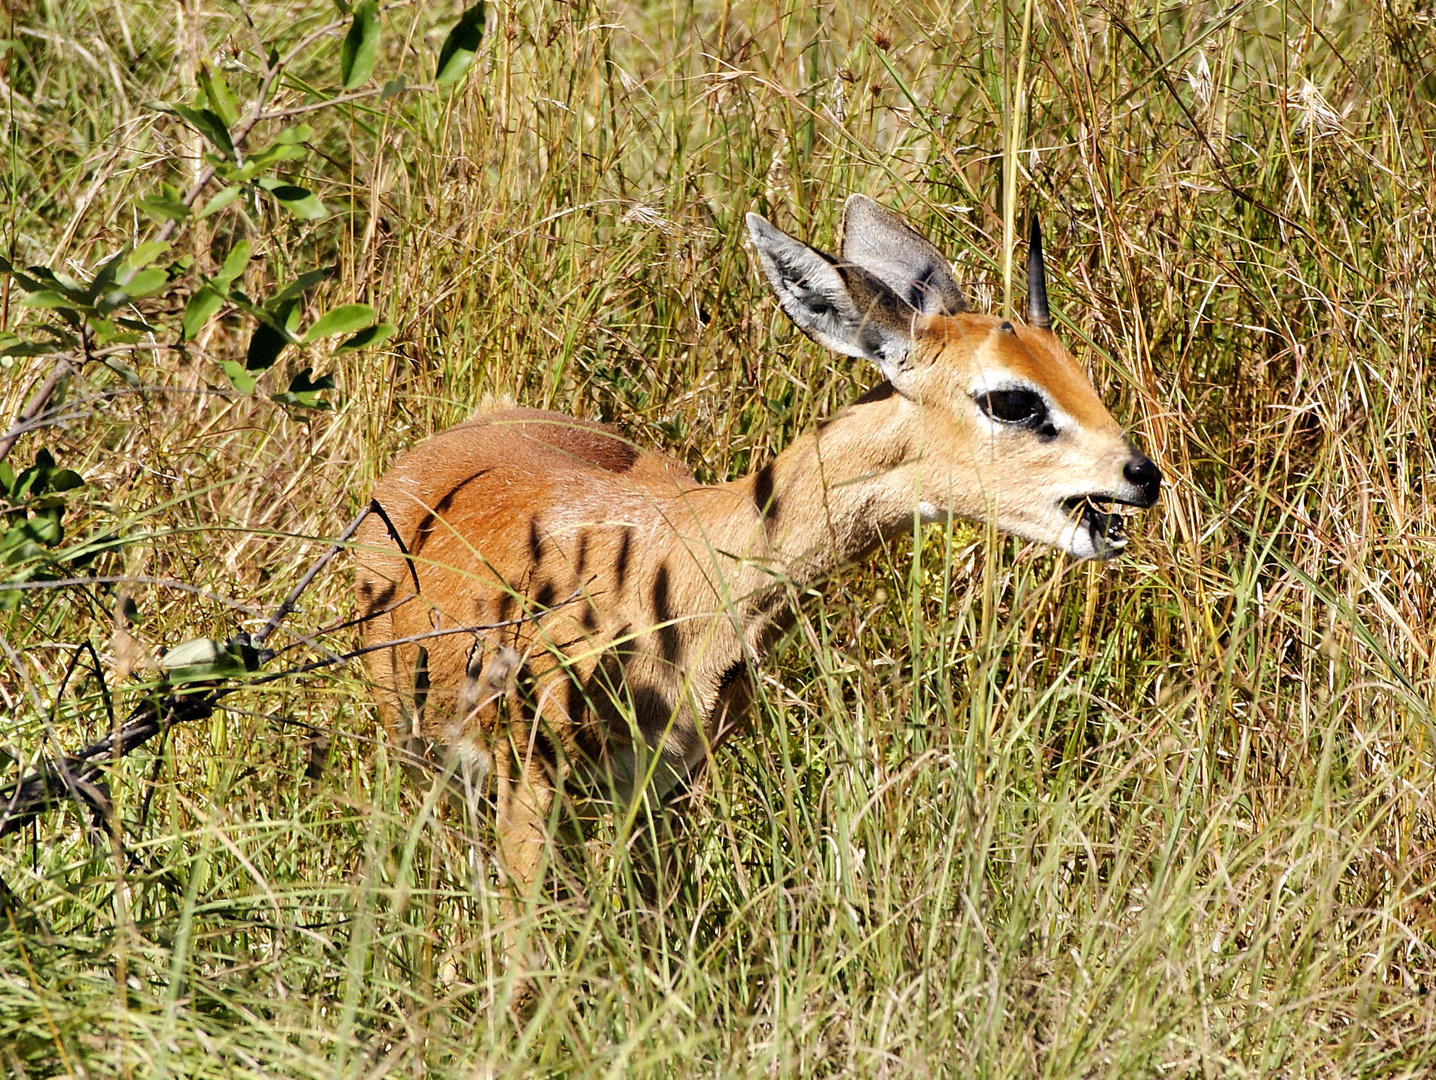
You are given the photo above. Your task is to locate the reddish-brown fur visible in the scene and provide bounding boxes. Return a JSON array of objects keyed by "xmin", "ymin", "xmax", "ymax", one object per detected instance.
[{"xmin": 355, "ymin": 407, "xmax": 747, "ymax": 787}]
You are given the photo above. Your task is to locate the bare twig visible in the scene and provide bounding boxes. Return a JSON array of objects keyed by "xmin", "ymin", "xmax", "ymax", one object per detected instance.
[
  {"xmin": 0, "ymin": 694, "xmax": 214, "ymax": 840},
  {"xmin": 252, "ymin": 504, "xmax": 370, "ymax": 649},
  {"xmin": 0, "ymin": 358, "xmax": 75, "ymax": 462},
  {"xmin": 255, "ymin": 85, "xmax": 394, "ymax": 122},
  {"xmin": 0, "ymin": 618, "xmax": 502, "ymax": 839},
  {"xmin": 0, "ymin": 576, "xmax": 267, "ymax": 614},
  {"xmin": 0, "ymin": 538, "xmax": 583, "ymax": 839}
]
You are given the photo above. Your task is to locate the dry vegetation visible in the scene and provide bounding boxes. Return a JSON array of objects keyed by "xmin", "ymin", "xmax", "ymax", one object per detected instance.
[{"xmin": 3, "ymin": 0, "xmax": 1436, "ymax": 1075}]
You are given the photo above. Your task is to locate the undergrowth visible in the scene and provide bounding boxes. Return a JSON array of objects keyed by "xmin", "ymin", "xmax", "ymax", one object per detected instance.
[{"xmin": 2, "ymin": 0, "xmax": 1435, "ymax": 1076}]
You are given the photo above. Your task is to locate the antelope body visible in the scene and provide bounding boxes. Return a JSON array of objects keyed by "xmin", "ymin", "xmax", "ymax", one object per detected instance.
[{"xmin": 355, "ymin": 195, "xmax": 1161, "ymax": 915}]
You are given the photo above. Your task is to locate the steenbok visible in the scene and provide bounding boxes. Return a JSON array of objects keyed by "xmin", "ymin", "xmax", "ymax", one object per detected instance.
[{"xmin": 355, "ymin": 195, "xmax": 1161, "ymax": 996}]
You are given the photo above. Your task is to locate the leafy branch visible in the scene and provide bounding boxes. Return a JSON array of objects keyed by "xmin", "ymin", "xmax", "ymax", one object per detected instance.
[{"xmin": 0, "ymin": 1, "xmax": 487, "ymax": 465}]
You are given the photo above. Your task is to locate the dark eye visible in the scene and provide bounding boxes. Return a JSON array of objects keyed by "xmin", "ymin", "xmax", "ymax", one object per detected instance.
[{"xmin": 977, "ymin": 388, "xmax": 1047, "ymax": 425}]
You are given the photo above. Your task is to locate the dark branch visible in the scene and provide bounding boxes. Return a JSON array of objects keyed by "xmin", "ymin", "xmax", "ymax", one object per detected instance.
[
  {"xmin": 0, "ymin": 569, "xmax": 584, "ymax": 839},
  {"xmin": 0, "ymin": 694, "xmax": 214, "ymax": 839}
]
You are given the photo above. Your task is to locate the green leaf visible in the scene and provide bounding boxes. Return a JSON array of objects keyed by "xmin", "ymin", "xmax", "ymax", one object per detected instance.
[
  {"xmin": 304, "ymin": 303, "xmax": 377, "ymax": 342},
  {"xmin": 25, "ymin": 266, "xmax": 87, "ymax": 301},
  {"xmin": 380, "ymin": 76, "xmax": 408, "ymax": 100},
  {"xmin": 246, "ymin": 300, "xmax": 301, "ymax": 371},
  {"xmin": 19, "ymin": 293, "xmax": 82, "ymax": 327},
  {"xmin": 196, "ymin": 184, "xmax": 243, "ymax": 218},
  {"xmin": 31, "ymin": 325, "xmax": 79, "ymax": 348},
  {"xmin": 20, "ymin": 290, "xmax": 77, "ymax": 311},
  {"xmin": 272, "ymin": 366, "xmax": 336, "ymax": 410},
  {"xmin": 25, "ymin": 511, "xmax": 63, "ymax": 547},
  {"xmin": 196, "ymin": 62, "xmax": 240, "ymax": 128},
  {"xmin": 256, "ymin": 177, "xmax": 327, "ymax": 220},
  {"xmin": 0, "ymin": 334, "xmax": 58, "ymax": 358},
  {"xmin": 182, "ymin": 287, "xmax": 225, "ymax": 341},
  {"xmin": 124, "ymin": 242, "xmax": 171, "ymax": 272},
  {"xmin": 171, "ymin": 104, "xmax": 236, "ymax": 162},
  {"xmin": 272, "ymin": 267, "xmax": 335, "ymax": 305},
  {"xmin": 159, "ymin": 636, "xmax": 258, "ymax": 684},
  {"xmin": 9, "ymin": 449, "xmax": 78, "ymax": 504},
  {"xmin": 0, "ymin": 256, "xmax": 45, "ymax": 293},
  {"xmin": 119, "ymin": 268, "xmax": 168, "ymax": 298},
  {"xmin": 336, "ymin": 321, "xmax": 397, "ymax": 350},
  {"xmin": 95, "ymin": 288, "xmax": 128, "ymax": 316},
  {"xmin": 102, "ymin": 357, "xmax": 141, "ymax": 386},
  {"xmin": 341, "ymin": 0, "xmax": 381, "ymax": 89},
  {"xmin": 92, "ymin": 319, "xmax": 141, "ymax": 346},
  {"xmin": 246, "ymin": 324, "xmax": 289, "ymax": 371},
  {"xmin": 274, "ymin": 124, "xmax": 315, "ymax": 145},
  {"xmin": 48, "ymin": 468, "xmax": 83, "ymax": 493},
  {"xmin": 240, "ymin": 143, "xmax": 307, "ymax": 176},
  {"xmin": 203, "ymin": 151, "xmax": 240, "ymax": 178},
  {"xmin": 137, "ymin": 196, "xmax": 190, "ymax": 224},
  {"xmin": 11, "ymin": 469, "xmax": 42, "ymax": 502},
  {"xmin": 220, "ymin": 360, "xmax": 257, "ymax": 394},
  {"xmin": 435, "ymin": 1, "xmax": 485, "ymax": 85},
  {"xmin": 216, "ymin": 239, "xmax": 251, "ymax": 292},
  {"xmin": 86, "ymin": 247, "xmax": 129, "ymax": 303}
]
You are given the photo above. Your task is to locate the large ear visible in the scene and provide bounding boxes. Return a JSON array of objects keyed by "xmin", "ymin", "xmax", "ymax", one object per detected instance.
[
  {"xmin": 840, "ymin": 194, "xmax": 966, "ymax": 316},
  {"xmin": 746, "ymin": 211, "xmax": 914, "ymax": 372}
]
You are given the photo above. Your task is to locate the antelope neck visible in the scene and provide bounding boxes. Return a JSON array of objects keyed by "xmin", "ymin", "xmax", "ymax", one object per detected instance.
[{"xmin": 713, "ymin": 384, "xmax": 922, "ymax": 605}]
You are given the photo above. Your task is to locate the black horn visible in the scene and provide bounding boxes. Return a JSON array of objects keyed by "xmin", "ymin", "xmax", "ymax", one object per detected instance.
[{"xmin": 1027, "ymin": 212, "xmax": 1051, "ymax": 330}]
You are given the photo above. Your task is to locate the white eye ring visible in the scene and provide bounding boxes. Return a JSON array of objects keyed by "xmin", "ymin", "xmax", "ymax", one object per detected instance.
[
  {"xmin": 972, "ymin": 384, "xmax": 1062, "ymax": 439},
  {"xmin": 976, "ymin": 387, "xmax": 1047, "ymax": 425}
]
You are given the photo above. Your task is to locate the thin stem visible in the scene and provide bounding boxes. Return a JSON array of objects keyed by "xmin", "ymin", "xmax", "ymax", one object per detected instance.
[
  {"xmin": 252, "ymin": 504, "xmax": 371, "ymax": 648},
  {"xmin": 0, "ymin": 358, "xmax": 75, "ymax": 462},
  {"xmin": 255, "ymin": 83, "xmax": 427, "ymax": 123}
]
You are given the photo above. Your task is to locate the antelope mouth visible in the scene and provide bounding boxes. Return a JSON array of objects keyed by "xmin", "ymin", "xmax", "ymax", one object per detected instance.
[{"xmin": 1061, "ymin": 495, "xmax": 1136, "ymax": 557}]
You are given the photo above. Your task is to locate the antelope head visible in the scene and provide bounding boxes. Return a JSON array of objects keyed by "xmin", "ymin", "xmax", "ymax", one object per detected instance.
[{"xmin": 745, "ymin": 195, "xmax": 1162, "ymax": 559}]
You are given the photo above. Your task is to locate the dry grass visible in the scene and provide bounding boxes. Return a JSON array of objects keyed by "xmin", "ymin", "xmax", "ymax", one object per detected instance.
[{"xmin": 2, "ymin": 0, "xmax": 1436, "ymax": 1076}]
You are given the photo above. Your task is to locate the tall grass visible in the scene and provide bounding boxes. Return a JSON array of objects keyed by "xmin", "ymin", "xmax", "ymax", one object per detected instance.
[{"xmin": 2, "ymin": 0, "xmax": 1435, "ymax": 1075}]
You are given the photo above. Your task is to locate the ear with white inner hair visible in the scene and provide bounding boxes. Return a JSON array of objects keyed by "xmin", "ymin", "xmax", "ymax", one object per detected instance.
[
  {"xmin": 839, "ymin": 194, "xmax": 966, "ymax": 316},
  {"xmin": 746, "ymin": 211, "xmax": 915, "ymax": 381}
]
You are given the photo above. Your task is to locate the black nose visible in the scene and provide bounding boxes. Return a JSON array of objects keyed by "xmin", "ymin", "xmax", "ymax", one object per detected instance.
[{"xmin": 1123, "ymin": 452, "xmax": 1163, "ymax": 508}]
